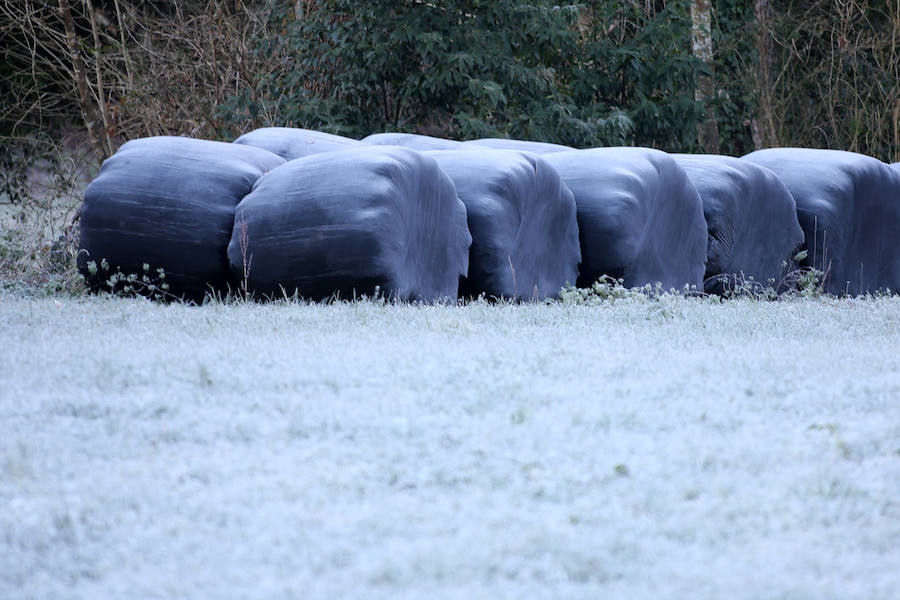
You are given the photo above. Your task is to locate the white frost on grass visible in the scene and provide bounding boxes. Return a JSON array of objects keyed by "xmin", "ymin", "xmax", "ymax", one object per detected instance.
[{"xmin": 1, "ymin": 295, "xmax": 899, "ymax": 599}]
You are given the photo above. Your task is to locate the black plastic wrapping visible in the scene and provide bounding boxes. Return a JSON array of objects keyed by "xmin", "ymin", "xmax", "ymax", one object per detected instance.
[
  {"xmin": 78, "ymin": 136, "xmax": 285, "ymax": 301},
  {"xmin": 673, "ymin": 154, "xmax": 804, "ymax": 293},
  {"xmin": 462, "ymin": 138, "xmax": 575, "ymax": 155},
  {"xmin": 544, "ymin": 148, "xmax": 708, "ymax": 290},
  {"xmin": 743, "ymin": 149, "xmax": 900, "ymax": 295},
  {"xmin": 424, "ymin": 149, "xmax": 580, "ymax": 299},
  {"xmin": 362, "ymin": 132, "xmax": 464, "ymax": 151},
  {"xmin": 227, "ymin": 146, "xmax": 471, "ymax": 301},
  {"xmin": 233, "ymin": 127, "xmax": 362, "ymax": 161}
]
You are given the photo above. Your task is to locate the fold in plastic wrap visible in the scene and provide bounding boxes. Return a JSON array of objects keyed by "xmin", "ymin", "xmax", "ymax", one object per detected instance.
[
  {"xmin": 362, "ymin": 132, "xmax": 464, "ymax": 151},
  {"xmin": 462, "ymin": 138, "xmax": 574, "ymax": 155},
  {"xmin": 673, "ymin": 154, "xmax": 804, "ymax": 293},
  {"xmin": 544, "ymin": 148, "xmax": 707, "ymax": 290},
  {"xmin": 227, "ymin": 146, "xmax": 471, "ymax": 301},
  {"xmin": 78, "ymin": 136, "xmax": 284, "ymax": 301},
  {"xmin": 234, "ymin": 127, "xmax": 362, "ymax": 160},
  {"xmin": 424, "ymin": 149, "xmax": 580, "ymax": 299},
  {"xmin": 743, "ymin": 149, "xmax": 900, "ymax": 295}
]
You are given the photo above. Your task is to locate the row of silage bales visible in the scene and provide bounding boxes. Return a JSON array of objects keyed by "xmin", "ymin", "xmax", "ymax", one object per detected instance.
[
  {"xmin": 77, "ymin": 126, "xmax": 900, "ymax": 302},
  {"xmin": 231, "ymin": 128, "xmax": 581, "ymax": 301},
  {"xmin": 234, "ymin": 129, "xmax": 704, "ymax": 298},
  {"xmin": 368, "ymin": 130, "xmax": 899, "ymax": 295},
  {"xmin": 369, "ymin": 133, "xmax": 708, "ymax": 292},
  {"xmin": 358, "ymin": 130, "xmax": 802, "ymax": 293}
]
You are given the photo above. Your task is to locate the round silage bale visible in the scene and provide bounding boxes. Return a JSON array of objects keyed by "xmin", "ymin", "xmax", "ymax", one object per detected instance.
[
  {"xmin": 78, "ymin": 136, "xmax": 284, "ymax": 301},
  {"xmin": 743, "ymin": 148, "xmax": 900, "ymax": 295},
  {"xmin": 227, "ymin": 146, "xmax": 471, "ymax": 302},
  {"xmin": 673, "ymin": 154, "xmax": 805, "ymax": 293},
  {"xmin": 544, "ymin": 148, "xmax": 708, "ymax": 291},
  {"xmin": 424, "ymin": 148, "xmax": 580, "ymax": 300}
]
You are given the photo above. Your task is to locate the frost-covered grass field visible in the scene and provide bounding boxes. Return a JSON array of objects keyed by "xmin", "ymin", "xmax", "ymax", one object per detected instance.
[{"xmin": 2, "ymin": 294, "xmax": 899, "ymax": 599}]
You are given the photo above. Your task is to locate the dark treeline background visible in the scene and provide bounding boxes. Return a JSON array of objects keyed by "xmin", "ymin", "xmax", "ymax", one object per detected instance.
[{"xmin": 1, "ymin": 0, "xmax": 898, "ymax": 166}]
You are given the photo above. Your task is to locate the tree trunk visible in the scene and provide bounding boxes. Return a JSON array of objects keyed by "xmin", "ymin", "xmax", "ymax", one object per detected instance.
[
  {"xmin": 691, "ymin": 0, "xmax": 720, "ymax": 153},
  {"xmin": 83, "ymin": 0, "xmax": 115, "ymax": 157},
  {"xmin": 751, "ymin": 0, "xmax": 778, "ymax": 149},
  {"xmin": 58, "ymin": 0, "xmax": 107, "ymax": 166}
]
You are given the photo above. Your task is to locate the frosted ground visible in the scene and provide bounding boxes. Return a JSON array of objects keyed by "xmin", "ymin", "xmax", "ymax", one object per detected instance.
[{"xmin": 1, "ymin": 294, "xmax": 899, "ymax": 599}]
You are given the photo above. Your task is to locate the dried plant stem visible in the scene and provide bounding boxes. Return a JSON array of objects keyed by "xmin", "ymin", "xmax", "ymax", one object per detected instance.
[{"xmin": 57, "ymin": 0, "xmax": 106, "ymax": 166}]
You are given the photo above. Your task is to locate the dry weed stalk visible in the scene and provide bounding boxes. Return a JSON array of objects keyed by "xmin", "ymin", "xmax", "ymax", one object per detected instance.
[
  {"xmin": 0, "ymin": 135, "xmax": 85, "ymax": 293},
  {"xmin": 238, "ymin": 212, "xmax": 252, "ymax": 298}
]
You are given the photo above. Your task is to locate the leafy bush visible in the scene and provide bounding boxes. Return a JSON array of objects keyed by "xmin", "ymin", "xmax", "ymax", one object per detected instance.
[
  {"xmin": 709, "ymin": 0, "xmax": 760, "ymax": 156},
  {"xmin": 219, "ymin": 1, "xmax": 763, "ymax": 152},
  {"xmin": 577, "ymin": 1, "xmax": 707, "ymax": 151},
  {"xmin": 218, "ymin": 1, "xmax": 634, "ymax": 145}
]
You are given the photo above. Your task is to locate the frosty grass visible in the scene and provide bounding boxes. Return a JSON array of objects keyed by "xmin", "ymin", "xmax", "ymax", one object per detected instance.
[{"xmin": 2, "ymin": 294, "xmax": 899, "ymax": 599}]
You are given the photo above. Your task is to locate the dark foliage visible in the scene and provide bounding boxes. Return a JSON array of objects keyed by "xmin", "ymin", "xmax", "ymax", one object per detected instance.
[{"xmin": 217, "ymin": 1, "xmax": 634, "ymax": 146}]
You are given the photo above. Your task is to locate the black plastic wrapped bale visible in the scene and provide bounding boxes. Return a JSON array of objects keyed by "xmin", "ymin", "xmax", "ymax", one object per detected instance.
[
  {"xmin": 78, "ymin": 136, "xmax": 285, "ymax": 301},
  {"xmin": 461, "ymin": 138, "xmax": 575, "ymax": 155},
  {"xmin": 424, "ymin": 149, "xmax": 580, "ymax": 300},
  {"xmin": 543, "ymin": 148, "xmax": 707, "ymax": 290},
  {"xmin": 227, "ymin": 146, "xmax": 471, "ymax": 301},
  {"xmin": 743, "ymin": 149, "xmax": 900, "ymax": 295},
  {"xmin": 362, "ymin": 132, "xmax": 464, "ymax": 151},
  {"xmin": 233, "ymin": 127, "xmax": 362, "ymax": 160},
  {"xmin": 673, "ymin": 154, "xmax": 804, "ymax": 293}
]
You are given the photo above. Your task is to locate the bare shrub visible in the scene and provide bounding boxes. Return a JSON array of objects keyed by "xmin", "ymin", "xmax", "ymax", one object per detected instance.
[
  {"xmin": 1, "ymin": 1, "xmax": 279, "ymax": 292},
  {"xmin": 0, "ymin": 0, "xmax": 277, "ymax": 161},
  {"xmin": 769, "ymin": 0, "xmax": 900, "ymax": 162},
  {"xmin": 0, "ymin": 133, "xmax": 88, "ymax": 294}
]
